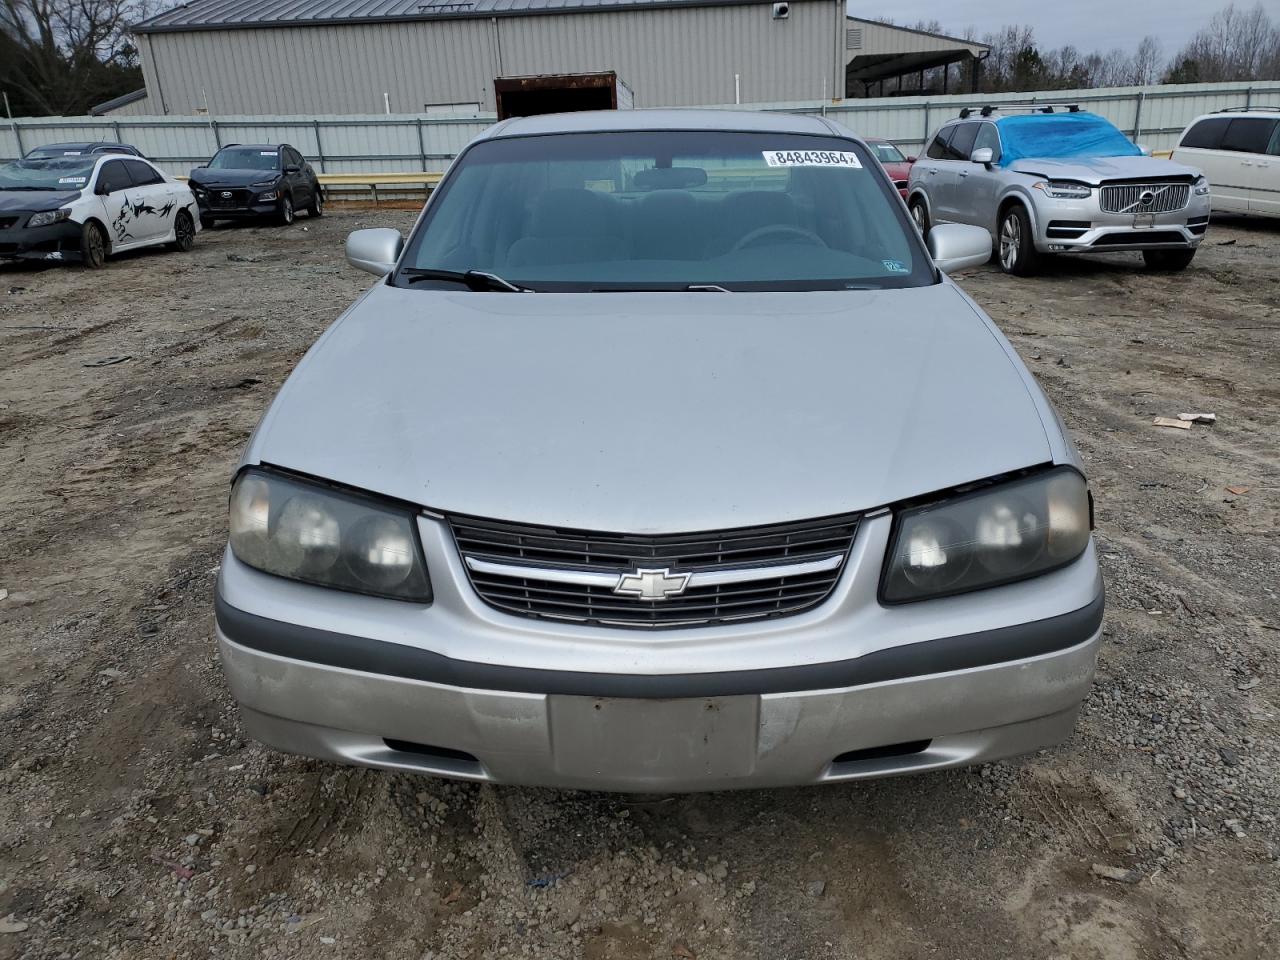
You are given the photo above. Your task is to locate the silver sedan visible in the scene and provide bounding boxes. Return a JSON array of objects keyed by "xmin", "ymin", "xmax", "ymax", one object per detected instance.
[{"xmin": 215, "ymin": 110, "xmax": 1102, "ymax": 792}]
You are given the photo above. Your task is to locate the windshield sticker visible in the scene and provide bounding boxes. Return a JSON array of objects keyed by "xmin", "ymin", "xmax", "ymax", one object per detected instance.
[
  {"xmin": 58, "ymin": 176, "xmax": 87, "ymax": 185},
  {"xmin": 882, "ymin": 259, "xmax": 910, "ymax": 274},
  {"xmin": 762, "ymin": 150, "xmax": 862, "ymax": 169},
  {"xmin": 259, "ymin": 151, "xmax": 277, "ymax": 156},
  {"xmin": 61, "ymin": 151, "xmax": 82, "ymax": 156}
]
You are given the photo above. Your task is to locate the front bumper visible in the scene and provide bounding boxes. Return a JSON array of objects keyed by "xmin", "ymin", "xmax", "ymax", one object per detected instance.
[
  {"xmin": 195, "ymin": 193, "xmax": 279, "ymax": 219},
  {"xmin": 215, "ymin": 512, "xmax": 1104, "ymax": 791},
  {"xmin": 1032, "ymin": 192, "xmax": 1212, "ymax": 253},
  {"xmin": 0, "ymin": 220, "xmax": 83, "ymax": 262}
]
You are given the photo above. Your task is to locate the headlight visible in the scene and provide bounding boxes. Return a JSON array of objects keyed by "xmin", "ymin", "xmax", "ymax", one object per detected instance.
[
  {"xmin": 228, "ymin": 468, "xmax": 432, "ymax": 602},
  {"xmin": 881, "ymin": 468, "xmax": 1091, "ymax": 604},
  {"xmin": 1193, "ymin": 176, "xmax": 1210, "ymax": 196},
  {"xmin": 1033, "ymin": 181, "xmax": 1092, "ymax": 199},
  {"xmin": 256, "ymin": 190, "xmax": 278, "ymax": 201},
  {"xmin": 28, "ymin": 208, "xmax": 71, "ymax": 228}
]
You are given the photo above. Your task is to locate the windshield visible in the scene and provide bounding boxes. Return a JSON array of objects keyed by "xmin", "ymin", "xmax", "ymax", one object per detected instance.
[
  {"xmin": 0, "ymin": 157, "xmax": 97, "ymax": 191},
  {"xmin": 996, "ymin": 113, "xmax": 1143, "ymax": 165},
  {"xmin": 208, "ymin": 147, "xmax": 281, "ymax": 171},
  {"xmin": 869, "ymin": 142, "xmax": 907, "ymax": 163},
  {"xmin": 395, "ymin": 130, "xmax": 932, "ymax": 292}
]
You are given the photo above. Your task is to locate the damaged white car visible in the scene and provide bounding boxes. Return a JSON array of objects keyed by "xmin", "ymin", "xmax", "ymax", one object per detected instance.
[{"xmin": 0, "ymin": 153, "xmax": 199, "ymax": 267}]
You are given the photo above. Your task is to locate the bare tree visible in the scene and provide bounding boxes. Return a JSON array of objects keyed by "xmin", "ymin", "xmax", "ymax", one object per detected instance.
[
  {"xmin": 1129, "ymin": 36, "xmax": 1165, "ymax": 85},
  {"xmin": 0, "ymin": 0, "xmax": 149, "ymax": 115},
  {"xmin": 1168, "ymin": 2, "xmax": 1279, "ymax": 81}
]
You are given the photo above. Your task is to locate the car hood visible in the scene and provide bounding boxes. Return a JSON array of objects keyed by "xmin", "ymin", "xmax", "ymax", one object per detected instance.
[
  {"xmin": 0, "ymin": 189, "xmax": 82, "ymax": 213},
  {"xmin": 189, "ymin": 168, "xmax": 279, "ymax": 187},
  {"xmin": 247, "ymin": 282, "xmax": 1053, "ymax": 532},
  {"xmin": 1008, "ymin": 155, "xmax": 1201, "ymax": 183}
]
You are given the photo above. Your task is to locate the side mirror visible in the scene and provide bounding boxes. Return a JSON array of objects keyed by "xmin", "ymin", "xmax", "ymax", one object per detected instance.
[
  {"xmin": 928, "ymin": 223, "xmax": 992, "ymax": 274},
  {"xmin": 346, "ymin": 228, "xmax": 403, "ymax": 276},
  {"xmin": 906, "ymin": 155, "xmax": 918, "ymax": 163},
  {"xmin": 970, "ymin": 147, "xmax": 994, "ymax": 166},
  {"xmin": 1136, "ymin": 143, "xmax": 1152, "ymax": 157},
  {"xmin": 284, "ymin": 164, "xmax": 301, "ymax": 174}
]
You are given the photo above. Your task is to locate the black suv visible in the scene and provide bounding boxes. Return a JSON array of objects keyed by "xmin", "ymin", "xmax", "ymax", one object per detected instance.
[{"xmin": 188, "ymin": 143, "xmax": 322, "ymax": 227}]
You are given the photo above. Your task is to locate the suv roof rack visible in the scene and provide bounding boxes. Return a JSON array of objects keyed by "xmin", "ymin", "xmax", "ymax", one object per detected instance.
[
  {"xmin": 1214, "ymin": 105, "xmax": 1280, "ymax": 113},
  {"xmin": 958, "ymin": 103, "xmax": 1082, "ymax": 119}
]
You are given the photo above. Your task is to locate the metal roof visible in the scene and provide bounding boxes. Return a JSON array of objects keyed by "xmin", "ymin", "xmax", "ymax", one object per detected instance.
[{"xmin": 134, "ymin": 0, "xmax": 798, "ymax": 33}]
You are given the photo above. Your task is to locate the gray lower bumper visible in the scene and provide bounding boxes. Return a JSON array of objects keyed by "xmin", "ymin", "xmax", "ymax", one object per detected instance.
[{"xmin": 216, "ymin": 614, "xmax": 1101, "ymax": 792}]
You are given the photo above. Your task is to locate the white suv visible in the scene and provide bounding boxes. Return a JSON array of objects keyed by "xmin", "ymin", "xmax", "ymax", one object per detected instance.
[{"xmin": 1172, "ymin": 108, "xmax": 1280, "ymax": 218}]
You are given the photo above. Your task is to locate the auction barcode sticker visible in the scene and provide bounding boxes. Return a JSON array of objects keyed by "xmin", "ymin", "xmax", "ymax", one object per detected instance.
[{"xmin": 762, "ymin": 150, "xmax": 862, "ymax": 168}]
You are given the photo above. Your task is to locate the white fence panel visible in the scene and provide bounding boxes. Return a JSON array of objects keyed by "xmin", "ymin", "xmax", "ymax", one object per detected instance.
[{"xmin": 3, "ymin": 81, "xmax": 1278, "ymax": 174}]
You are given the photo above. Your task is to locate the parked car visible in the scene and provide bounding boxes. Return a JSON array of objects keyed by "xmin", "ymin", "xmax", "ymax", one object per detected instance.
[
  {"xmin": 1171, "ymin": 108, "xmax": 1279, "ymax": 218},
  {"xmin": 0, "ymin": 153, "xmax": 198, "ymax": 267},
  {"xmin": 214, "ymin": 110, "xmax": 1102, "ymax": 793},
  {"xmin": 865, "ymin": 137, "xmax": 915, "ymax": 198},
  {"xmin": 908, "ymin": 107, "xmax": 1211, "ymax": 275},
  {"xmin": 23, "ymin": 141, "xmax": 145, "ymax": 160},
  {"xmin": 188, "ymin": 143, "xmax": 322, "ymax": 228}
]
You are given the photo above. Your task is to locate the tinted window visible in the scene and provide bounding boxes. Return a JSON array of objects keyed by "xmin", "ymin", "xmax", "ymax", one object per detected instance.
[
  {"xmin": 124, "ymin": 159, "xmax": 164, "ymax": 186},
  {"xmin": 947, "ymin": 122, "xmax": 979, "ymax": 160},
  {"xmin": 925, "ymin": 127, "xmax": 954, "ymax": 160},
  {"xmin": 208, "ymin": 147, "xmax": 281, "ymax": 171},
  {"xmin": 974, "ymin": 123, "xmax": 1001, "ymax": 160},
  {"xmin": 396, "ymin": 130, "xmax": 932, "ymax": 292},
  {"xmin": 1221, "ymin": 118, "xmax": 1278, "ymax": 155},
  {"xmin": 97, "ymin": 160, "xmax": 132, "ymax": 194},
  {"xmin": 1268, "ymin": 123, "xmax": 1280, "ymax": 157},
  {"xmin": 1180, "ymin": 117, "xmax": 1230, "ymax": 149}
]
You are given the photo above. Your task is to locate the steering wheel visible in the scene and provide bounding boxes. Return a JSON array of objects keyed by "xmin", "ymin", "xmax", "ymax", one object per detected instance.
[{"xmin": 731, "ymin": 224, "xmax": 828, "ymax": 252}]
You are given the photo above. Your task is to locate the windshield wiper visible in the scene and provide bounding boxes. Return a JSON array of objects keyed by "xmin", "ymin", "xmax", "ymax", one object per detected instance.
[{"xmin": 401, "ymin": 268, "xmax": 529, "ymax": 292}]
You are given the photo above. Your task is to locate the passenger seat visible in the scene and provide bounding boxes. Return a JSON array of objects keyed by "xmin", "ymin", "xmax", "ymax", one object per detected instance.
[{"xmin": 505, "ymin": 188, "xmax": 627, "ymax": 267}]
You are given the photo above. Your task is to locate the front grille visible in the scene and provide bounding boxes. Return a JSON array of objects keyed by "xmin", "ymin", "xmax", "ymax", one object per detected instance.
[
  {"xmin": 1091, "ymin": 230, "xmax": 1187, "ymax": 246},
  {"xmin": 209, "ymin": 188, "xmax": 250, "ymax": 208},
  {"xmin": 0, "ymin": 216, "xmax": 19, "ymax": 230},
  {"xmin": 1099, "ymin": 182, "xmax": 1190, "ymax": 214},
  {"xmin": 451, "ymin": 513, "xmax": 860, "ymax": 628}
]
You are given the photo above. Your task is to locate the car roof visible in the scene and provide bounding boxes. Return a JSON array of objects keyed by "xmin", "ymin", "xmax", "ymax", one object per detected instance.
[
  {"xmin": 483, "ymin": 109, "xmax": 843, "ymax": 140},
  {"xmin": 28, "ymin": 141, "xmax": 138, "ymax": 153},
  {"xmin": 219, "ymin": 143, "xmax": 286, "ymax": 150}
]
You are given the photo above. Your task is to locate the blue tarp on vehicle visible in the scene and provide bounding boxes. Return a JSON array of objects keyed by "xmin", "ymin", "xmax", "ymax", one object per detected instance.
[{"xmin": 994, "ymin": 113, "xmax": 1142, "ymax": 166}]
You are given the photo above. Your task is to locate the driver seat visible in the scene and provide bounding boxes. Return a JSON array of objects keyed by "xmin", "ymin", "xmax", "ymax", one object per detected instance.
[{"xmin": 716, "ymin": 191, "xmax": 799, "ymax": 254}]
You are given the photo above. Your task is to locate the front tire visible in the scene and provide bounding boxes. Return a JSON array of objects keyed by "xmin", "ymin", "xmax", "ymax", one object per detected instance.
[
  {"xmin": 998, "ymin": 205, "xmax": 1040, "ymax": 276},
  {"xmin": 79, "ymin": 221, "xmax": 107, "ymax": 269},
  {"xmin": 169, "ymin": 211, "xmax": 195, "ymax": 252},
  {"xmin": 909, "ymin": 197, "xmax": 930, "ymax": 237},
  {"xmin": 307, "ymin": 186, "xmax": 324, "ymax": 218},
  {"xmin": 277, "ymin": 193, "xmax": 295, "ymax": 226},
  {"xmin": 1143, "ymin": 248, "xmax": 1196, "ymax": 271}
]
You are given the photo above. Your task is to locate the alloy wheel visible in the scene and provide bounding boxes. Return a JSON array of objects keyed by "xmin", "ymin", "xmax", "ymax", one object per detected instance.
[{"xmin": 1000, "ymin": 214, "xmax": 1020, "ymax": 271}]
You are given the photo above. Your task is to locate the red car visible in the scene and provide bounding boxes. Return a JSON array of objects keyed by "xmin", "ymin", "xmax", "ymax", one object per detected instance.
[{"xmin": 865, "ymin": 138, "xmax": 915, "ymax": 199}]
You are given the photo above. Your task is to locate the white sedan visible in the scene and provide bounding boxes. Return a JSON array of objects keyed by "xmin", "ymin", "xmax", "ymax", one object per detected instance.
[{"xmin": 0, "ymin": 152, "xmax": 200, "ymax": 267}]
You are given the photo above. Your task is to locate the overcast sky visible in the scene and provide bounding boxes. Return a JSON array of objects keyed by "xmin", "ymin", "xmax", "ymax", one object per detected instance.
[{"xmin": 854, "ymin": 1, "xmax": 1213, "ymax": 59}]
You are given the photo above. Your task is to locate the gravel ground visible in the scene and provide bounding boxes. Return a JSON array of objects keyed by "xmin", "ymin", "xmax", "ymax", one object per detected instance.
[{"xmin": 1, "ymin": 211, "xmax": 1277, "ymax": 960}]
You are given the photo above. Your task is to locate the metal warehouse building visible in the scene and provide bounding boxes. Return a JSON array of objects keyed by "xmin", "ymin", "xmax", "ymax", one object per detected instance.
[{"xmin": 124, "ymin": 0, "xmax": 987, "ymax": 115}]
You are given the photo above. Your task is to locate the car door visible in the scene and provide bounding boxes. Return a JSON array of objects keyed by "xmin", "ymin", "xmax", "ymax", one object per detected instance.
[
  {"xmin": 937, "ymin": 121, "xmax": 979, "ymax": 223},
  {"xmin": 1216, "ymin": 117, "xmax": 1277, "ymax": 217},
  {"xmin": 282, "ymin": 146, "xmax": 310, "ymax": 205},
  {"xmin": 952, "ymin": 121, "xmax": 1002, "ymax": 229},
  {"xmin": 1176, "ymin": 117, "xmax": 1243, "ymax": 213},
  {"xmin": 94, "ymin": 159, "xmax": 142, "ymax": 248},
  {"xmin": 913, "ymin": 126, "xmax": 956, "ymax": 221},
  {"xmin": 1240, "ymin": 118, "xmax": 1280, "ymax": 218},
  {"xmin": 122, "ymin": 159, "xmax": 175, "ymax": 243}
]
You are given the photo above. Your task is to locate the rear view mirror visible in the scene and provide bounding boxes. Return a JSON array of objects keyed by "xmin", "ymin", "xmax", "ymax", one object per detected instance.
[
  {"xmin": 970, "ymin": 147, "xmax": 994, "ymax": 165},
  {"xmin": 285, "ymin": 164, "xmax": 301, "ymax": 173},
  {"xmin": 928, "ymin": 223, "xmax": 992, "ymax": 274},
  {"xmin": 633, "ymin": 167, "xmax": 708, "ymax": 190},
  {"xmin": 346, "ymin": 228, "xmax": 404, "ymax": 276}
]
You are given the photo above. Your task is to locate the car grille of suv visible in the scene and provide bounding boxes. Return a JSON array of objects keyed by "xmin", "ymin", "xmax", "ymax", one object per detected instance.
[
  {"xmin": 210, "ymin": 189, "xmax": 251, "ymax": 208},
  {"xmin": 450, "ymin": 513, "xmax": 860, "ymax": 628},
  {"xmin": 1099, "ymin": 182, "xmax": 1190, "ymax": 214},
  {"xmin": 0, "ymin": 216, "xmax": 19, "ymax": 230}
]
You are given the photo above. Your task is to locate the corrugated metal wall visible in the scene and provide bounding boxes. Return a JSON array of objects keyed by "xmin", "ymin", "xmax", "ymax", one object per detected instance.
[
  {"xmin": 4, "ymin": 81, "xmax": 1277, "ymax": 176},
  {"xmin": 134, "ymin": 4, "xmax": 836, "ymax": 115}
]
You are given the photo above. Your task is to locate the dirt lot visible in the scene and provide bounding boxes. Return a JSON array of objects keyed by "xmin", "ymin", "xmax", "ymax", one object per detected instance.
[{"xmin": 1, "ymin": 210, "xmax": 1277, "ymax": 960}]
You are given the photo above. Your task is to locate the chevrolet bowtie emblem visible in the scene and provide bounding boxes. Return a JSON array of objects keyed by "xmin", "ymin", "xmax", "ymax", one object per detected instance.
[{"xmin": 614, "ymin": 567, "xmax": 690, "ymax": 601}]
